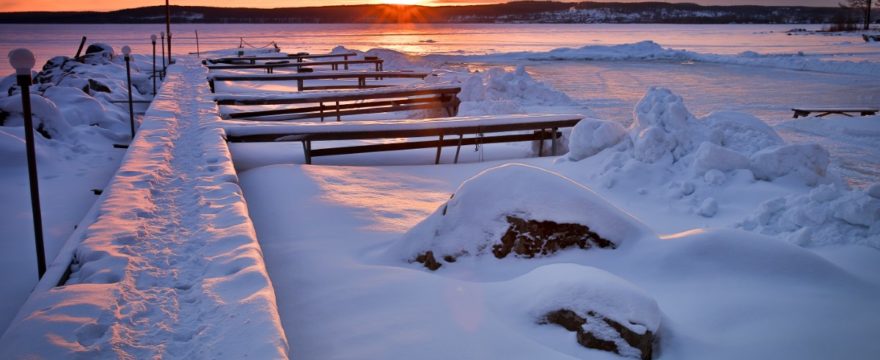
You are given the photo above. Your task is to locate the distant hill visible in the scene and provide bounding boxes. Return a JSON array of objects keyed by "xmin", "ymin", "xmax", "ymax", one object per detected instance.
[{"xmin": 0, "ymin": 2, "xmax": 855, "ymax": 24}]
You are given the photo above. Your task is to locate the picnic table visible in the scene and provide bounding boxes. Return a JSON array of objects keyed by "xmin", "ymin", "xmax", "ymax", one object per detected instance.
[
  {"xmin": 216, "ymin": 85, "xmax": 461, "ymax": 121},
  {"xmin": 205, "ymin": 52, "xmax": 359, "ymax": 65},
  {"xmin": 792, "ymin": 108, "xmax": 879, "ymax": 118},
  {"xmin": 206, "ymin": 59, "xmax": 384, "ymax": 73},
  {"xmin": 208, "ymin": 70, "xmax": 430, "ymax": 93},
  {"xmin": 224, "ymin": 114, "xmax": 583, "ymax": 164}
]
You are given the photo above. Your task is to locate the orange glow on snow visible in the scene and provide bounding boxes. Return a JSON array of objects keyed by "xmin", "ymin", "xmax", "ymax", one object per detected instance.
[{"xmin": 303, "ymin": 166, "xmax": 449, "ymax": 232}]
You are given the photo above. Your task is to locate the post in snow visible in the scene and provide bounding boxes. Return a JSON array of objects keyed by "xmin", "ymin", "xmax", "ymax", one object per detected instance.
[
  {"xmin": 160, "ymin": 32, "xmax": 166, "ymax": 81},
  {"xmin": 122, "ymin": 45, "xmax": 136, "ymax": 139},
  {"xmin": 8, "ymin": 48, "xmax": 47, "ymax": 279},
  {"xmin": 151, "ymin": 34, "xmax": 157, "ymax": 95},
  {"xmin": 165, "ymin": 0, "xmax": 172, "ymax": 66}
]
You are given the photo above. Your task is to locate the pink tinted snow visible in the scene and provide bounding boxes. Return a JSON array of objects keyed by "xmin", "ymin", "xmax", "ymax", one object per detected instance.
[{"xmin": 0, "ymin": 59, "xmax": 288, "ymax": 358}]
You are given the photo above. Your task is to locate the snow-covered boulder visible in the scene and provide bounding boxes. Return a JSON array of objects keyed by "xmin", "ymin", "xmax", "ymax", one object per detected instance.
[
  {"xmin": 567, "ymin": 119, "xmax": 627, "ymax": 161},
  {"xmin": 389, "ymin": 164, "xmax": 652, "ymax": 270},
  {"xmin": 691, "ymin": 142, "xmax": 750, "ymax": 175},
  {"xmin": 749, "ymin": 144, "xmax": 830, "ymax": 186},
  {"xmin": 703, "ymin": 111, "xmax": 783, "ymax": 155},
  {"xmin": 631, "ymin": 87, "xmax": 704, "ymax": 163},
  {"xmin": 456, "ymin": 66, "xmax": 574, "ymax": 116},
  {"xmin": 43, "ymin": 86, "xmax": 117, "ymax": 128},
  {"xmin": 508, "ymin": 264, "xmax": 660, "ymax": 360},
  {"xmin": 0, "ymin": 93, "xmax": 72, "ymax": 140}
]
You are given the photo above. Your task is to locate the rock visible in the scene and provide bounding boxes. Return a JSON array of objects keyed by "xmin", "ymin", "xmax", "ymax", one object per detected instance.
[
  {"xmin": 88, "ymin": 79, "xmax": 112, "ymax": 93},
  {"xmin": 492, "ymin": 215, "xmax": 615, "ymax": 259},
  {"xmin": 543, "ymin": 309, "xmax": 655, "ymax": 360},
  {"xmin": 414, "ymin": 251, "xmax": 441, "ymax": 271}
]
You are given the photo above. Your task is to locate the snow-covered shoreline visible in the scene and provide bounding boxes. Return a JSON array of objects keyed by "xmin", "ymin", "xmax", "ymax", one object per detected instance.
[{"xmin": 0, "ymin": 58, "xmax": 288, "ymax": 358}]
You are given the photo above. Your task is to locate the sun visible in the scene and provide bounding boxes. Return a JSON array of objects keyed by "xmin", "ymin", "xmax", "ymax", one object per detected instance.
[{"xmin": 379, "ymin": 0, "xmax": 424, "ymax": 4}]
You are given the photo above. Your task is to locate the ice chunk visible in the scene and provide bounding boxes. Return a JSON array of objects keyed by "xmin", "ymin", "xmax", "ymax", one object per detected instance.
[
  {"xmin": 567, "ymin": 119, "xmax": 627, "ymax": 161},
  {"xmin": 692, "ymin": 142, "xmax": 750, "ymax": 175},
  {"xmin": 749, "ymin": 144, "xmax": 830, "ymax": 186},
  {"xmin": 703, "ymin": 111, "xmax": 783, "ymax": 155}
]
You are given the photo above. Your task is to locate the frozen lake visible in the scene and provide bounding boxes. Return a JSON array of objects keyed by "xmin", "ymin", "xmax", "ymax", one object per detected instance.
[{"xmin": 1, "ymin": 23, "xmax": 878, "ymax": 185}]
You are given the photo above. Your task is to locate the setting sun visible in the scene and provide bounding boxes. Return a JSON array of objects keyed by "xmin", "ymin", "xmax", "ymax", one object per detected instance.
[{"xmin": 380, "ymin": 0, "xmax": 425, "ymax": 4}]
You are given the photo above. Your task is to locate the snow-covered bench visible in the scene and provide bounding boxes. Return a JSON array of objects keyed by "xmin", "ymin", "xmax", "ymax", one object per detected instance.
[
  {"xmin": 216, "ymin": 85, "xmax": 461, "ymax": 122},
  {"xmin": 792, "ymin": 107, "xmax": 879, "ymax": 118},
  {"xmin": 205, "ymin": 51, "xmax": 359, "ymax": 65},
  {"xmin": 206, "ymin": 58, "xmax": 384, "ymax": 73},
  {"xmin": 208, "ymin": 70, "xmax": 430, "ymax": 93},
  {"xmin": 224, "ymin": 114, "xmax": 583, "ymax": 164}
]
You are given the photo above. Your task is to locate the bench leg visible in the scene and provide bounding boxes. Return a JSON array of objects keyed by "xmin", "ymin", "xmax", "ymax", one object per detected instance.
[
  {"xmin": 454, "ymin": 134, "xmax": 463, "ymax": 164},
  {"xmin": 302, "ymin": 141, "xmax": 312, "ymax": 165},
  {"xmin": 336, "ymin": 101, "xmax": 341, "ymax": 122},
  {"xmin": 297, "ymin": 79, "xmax": 304, "ymax": 92},
  {"xmin": 344, "ymin": 55, "xmax": 349, "ymax": 70},
  {"xmin": 435, "ymin": 135, "xmax": 444, "ymax": 165},
  {"xmin": 538, "ymin": 129, "xmax": 545, "ymax": 157},
  {"xmin": 319, "ymin": 102, "xmax": 324, "ymax": 122},
  {"xmin": 551, "ymin": 127, "xmax": 558, "ymax": 156}
]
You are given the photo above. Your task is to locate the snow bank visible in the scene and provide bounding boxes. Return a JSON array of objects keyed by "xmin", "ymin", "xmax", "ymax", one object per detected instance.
[
  {"xmin": 0, "ymin": 59, "xmax": 287, "ymax": 358},
  {"xmin": 741, "ymin": 184, "xmax": 880, "ymax": 249},
  {"xmin": 631, "ymin": 87, "xmax": 704, "ymax": 163},
  {"xmin": 389, "ymin": 163, "xmax": 652, "ymax": 265},
  {"xmin": 453, "ymin": 40, "xmax": 880, "ymax": 76}
]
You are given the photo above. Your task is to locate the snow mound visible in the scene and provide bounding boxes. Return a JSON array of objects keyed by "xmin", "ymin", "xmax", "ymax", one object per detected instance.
[
  {"xmin": 0, "ymin": 93, "xmax": 72, "ymax": 140},
  {"xmin": 389, "ymin": 164, "xmax": 652, "ymax": 264},
  {"xmin": 749, "ymin": 144, "xmax": 830, "ymax": 186},
  {"xmin": 455, "ymin": 66, "xmax": 576, "ymax": 116},
  {"xmin": 566, "ymin": 119, "xmax": 627, "ymax": 161},
  {"xmin": 503, "ymin": 264, "xmax": 661, "ymax": 358},
  {"xmin": 632, "ymin": 87, "xmax": 704, "ymax": 163},
  {"xmin": 704, "ymin": 111, "xmax": 784, "ymax": 155},
  {"xmin": 510, "ymin": 41, "xmax": 685, "ymax": 61},
  {"xmin": 692, "ymin": 142, "xmax": 749, "ymax": 176},
  {"xmin": 740, "ymin": 184, "xmax": 880, "ymax": 249}
]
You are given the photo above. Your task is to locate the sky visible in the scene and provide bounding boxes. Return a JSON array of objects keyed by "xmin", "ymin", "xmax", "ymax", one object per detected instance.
[{"xmin": 0, "ymin": 0, "xmax": 845, "ymax": 13}]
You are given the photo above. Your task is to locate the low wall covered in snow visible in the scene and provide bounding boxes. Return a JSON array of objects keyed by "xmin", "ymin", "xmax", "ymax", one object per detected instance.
[{"xmin": 0, "ymin": 59, "xmax": 288, "ymax": 358}]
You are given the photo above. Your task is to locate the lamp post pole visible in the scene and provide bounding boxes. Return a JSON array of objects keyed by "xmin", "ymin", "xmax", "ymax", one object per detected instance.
[
  {"xmin": 122, "ymin": 46, "xmax": 135, "ymax": 139},
  {"xmin": 151, "ymin": 34, "xmax": 157, "ymax": 95},
  {"xmin": 166, "ymin": 0, "xmax": 172, "ymax": 66},
  {"xmin": 160, "ymin": 32, "xmax": 166, "ymax": 81},
  {"xmin": 8, "ymin": 48, "xmax": 47, "ymax": 279}
]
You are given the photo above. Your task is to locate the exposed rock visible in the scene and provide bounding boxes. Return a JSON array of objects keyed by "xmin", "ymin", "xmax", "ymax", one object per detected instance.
[
  {"xmin": 415, "ymin": 251, "xmax": 441, "ymax": 271},
  {"xmin": 88, "ymin": 79, "xmax": 112, "ymax": 94},
  {"xmin": 492, "ymin": 215, "xmax": 615, "ymax": 259},
  {"xmin": 542, "ymin": 309, "xmax": 654, "ymax": 360}
]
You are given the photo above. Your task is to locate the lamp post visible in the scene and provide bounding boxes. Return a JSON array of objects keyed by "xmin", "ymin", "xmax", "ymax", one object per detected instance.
[
  {"xmin": 165, "ymin": 0, "xmax": 172, "ymax": 66},
  {"xmin": 151, "ymin": 34, "xmax": 157, "ymax": 95},
  {"xmin": 8, "ymin": 48, "xmax": 47, "ymax": 279},
  {"xmin": 160, "ymin": 32, "xmax": 166, "ymax": 81},
  {"xmin": 122, "ymin": 46, "xmax": 135, "ymax": 139}
]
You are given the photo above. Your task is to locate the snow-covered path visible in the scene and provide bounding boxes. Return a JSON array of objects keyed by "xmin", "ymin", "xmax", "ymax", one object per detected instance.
[{"xmin": 0, "ymin": 58, "xmax": 288, "ymax": 358}]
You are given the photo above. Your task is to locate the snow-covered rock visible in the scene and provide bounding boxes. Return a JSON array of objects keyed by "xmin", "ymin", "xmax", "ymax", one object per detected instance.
[
  {"xmin": 703, "ymin": 111, "xmax": 783, "ymax": 155},
  {"xmin": 567, "ymin": 119, "xmax": 627, "ymax": 161},
  {"xmin": 389, "ymin": 163, "xmax": 652, "ymax": 267},
  {"xmin": 456, "ymin": 66, "xmax": 575, "ymax": 116},
  {"xmin": 508, "ymin": 264, "xmax": 661, "ymax": 359},
  {"xmin": 0, "ymin": 93, "xmax": 72, "ymax": 140},
  {"xmin": 749, "ymin": 144, "xmax": 830, "ymax": 186}
]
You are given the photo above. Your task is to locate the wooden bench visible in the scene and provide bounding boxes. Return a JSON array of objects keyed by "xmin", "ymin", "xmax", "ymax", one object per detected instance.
[
  {"xmin": 216, "ymin": 85, "xmax": 461, "ymax": 122},
  {"xmin": 206, "ymin": 59, "xmax": 384, "ymax": 73},
  {"xmin": 205, "ymin": 52, "xmax": 358, "ymax": 65},
  {"xmin": 208, "ymin": 70, "xmax": 430, "ymax": 93},
  {"xmin": 792, "ymin": 108, "xmax": 879, "ymax": 118},
  {"xmin": 224, "ymin": 114, "xmax": 583, "ymax": 164}
]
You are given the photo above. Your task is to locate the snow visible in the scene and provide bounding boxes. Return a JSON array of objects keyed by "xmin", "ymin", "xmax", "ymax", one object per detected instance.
[
  {"xmin": 1, "ymin": 24, "xmax": 879, "ymax": 360},
  {"xmin": 0, "ymin": 58, "xmax": 287, "ymax": 358}
]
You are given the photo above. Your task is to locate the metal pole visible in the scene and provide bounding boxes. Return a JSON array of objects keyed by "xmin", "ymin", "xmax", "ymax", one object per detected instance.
[
  {"xmin": 74, "ymin": 36, "xmax": 87, "ymax": 59},
  {"xmin": 9, "ymin": 48, "xmax": 46, "ymax": 279},
  {"xmin": 151, "ymin": 35, "xmax": 157, "ymax": 95},
  {"xmin": 195, "ymin": 30, "xmax": 200, "ymax": 58},
  {"xmin": 166, "ymin": 0, "xmax": 172, "ymax": 65},
  {"xmin": 160, "ymin": 32, "xmax": 166, "ymax": 80},
  {"xmin": 122, "ymin": 46, "xmax": 135, "ymax": 139}
]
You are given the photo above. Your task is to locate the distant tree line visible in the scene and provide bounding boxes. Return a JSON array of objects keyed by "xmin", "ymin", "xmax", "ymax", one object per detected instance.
[{"xmin": 0, "ymin": 2, "xmax": 870, "ymax": 25}]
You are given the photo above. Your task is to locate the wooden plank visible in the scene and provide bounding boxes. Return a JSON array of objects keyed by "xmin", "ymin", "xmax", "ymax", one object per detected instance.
[
  {"xmin": 226, "ymin": 97, "xmax": 453, "ymax": 120},
  {"xmin": 206, "ymin": 52, "xmax": 358, "ymax": 64},
  {"xmin": 216, "ymin": 86, "xmax": 460, "ymax": 106},
  {"xmin": 206, "ymin": 59, "xmax": 383, "ymax": 71},
  {"xmin": 210, "ymin": 71, "xmax": 429, "ymax": 82}
]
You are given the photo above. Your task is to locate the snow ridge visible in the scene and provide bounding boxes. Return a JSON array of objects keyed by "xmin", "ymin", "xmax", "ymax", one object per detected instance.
[{"xmin": 0, "ymin": 59, "xmax": 288, "ymax": 358}]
